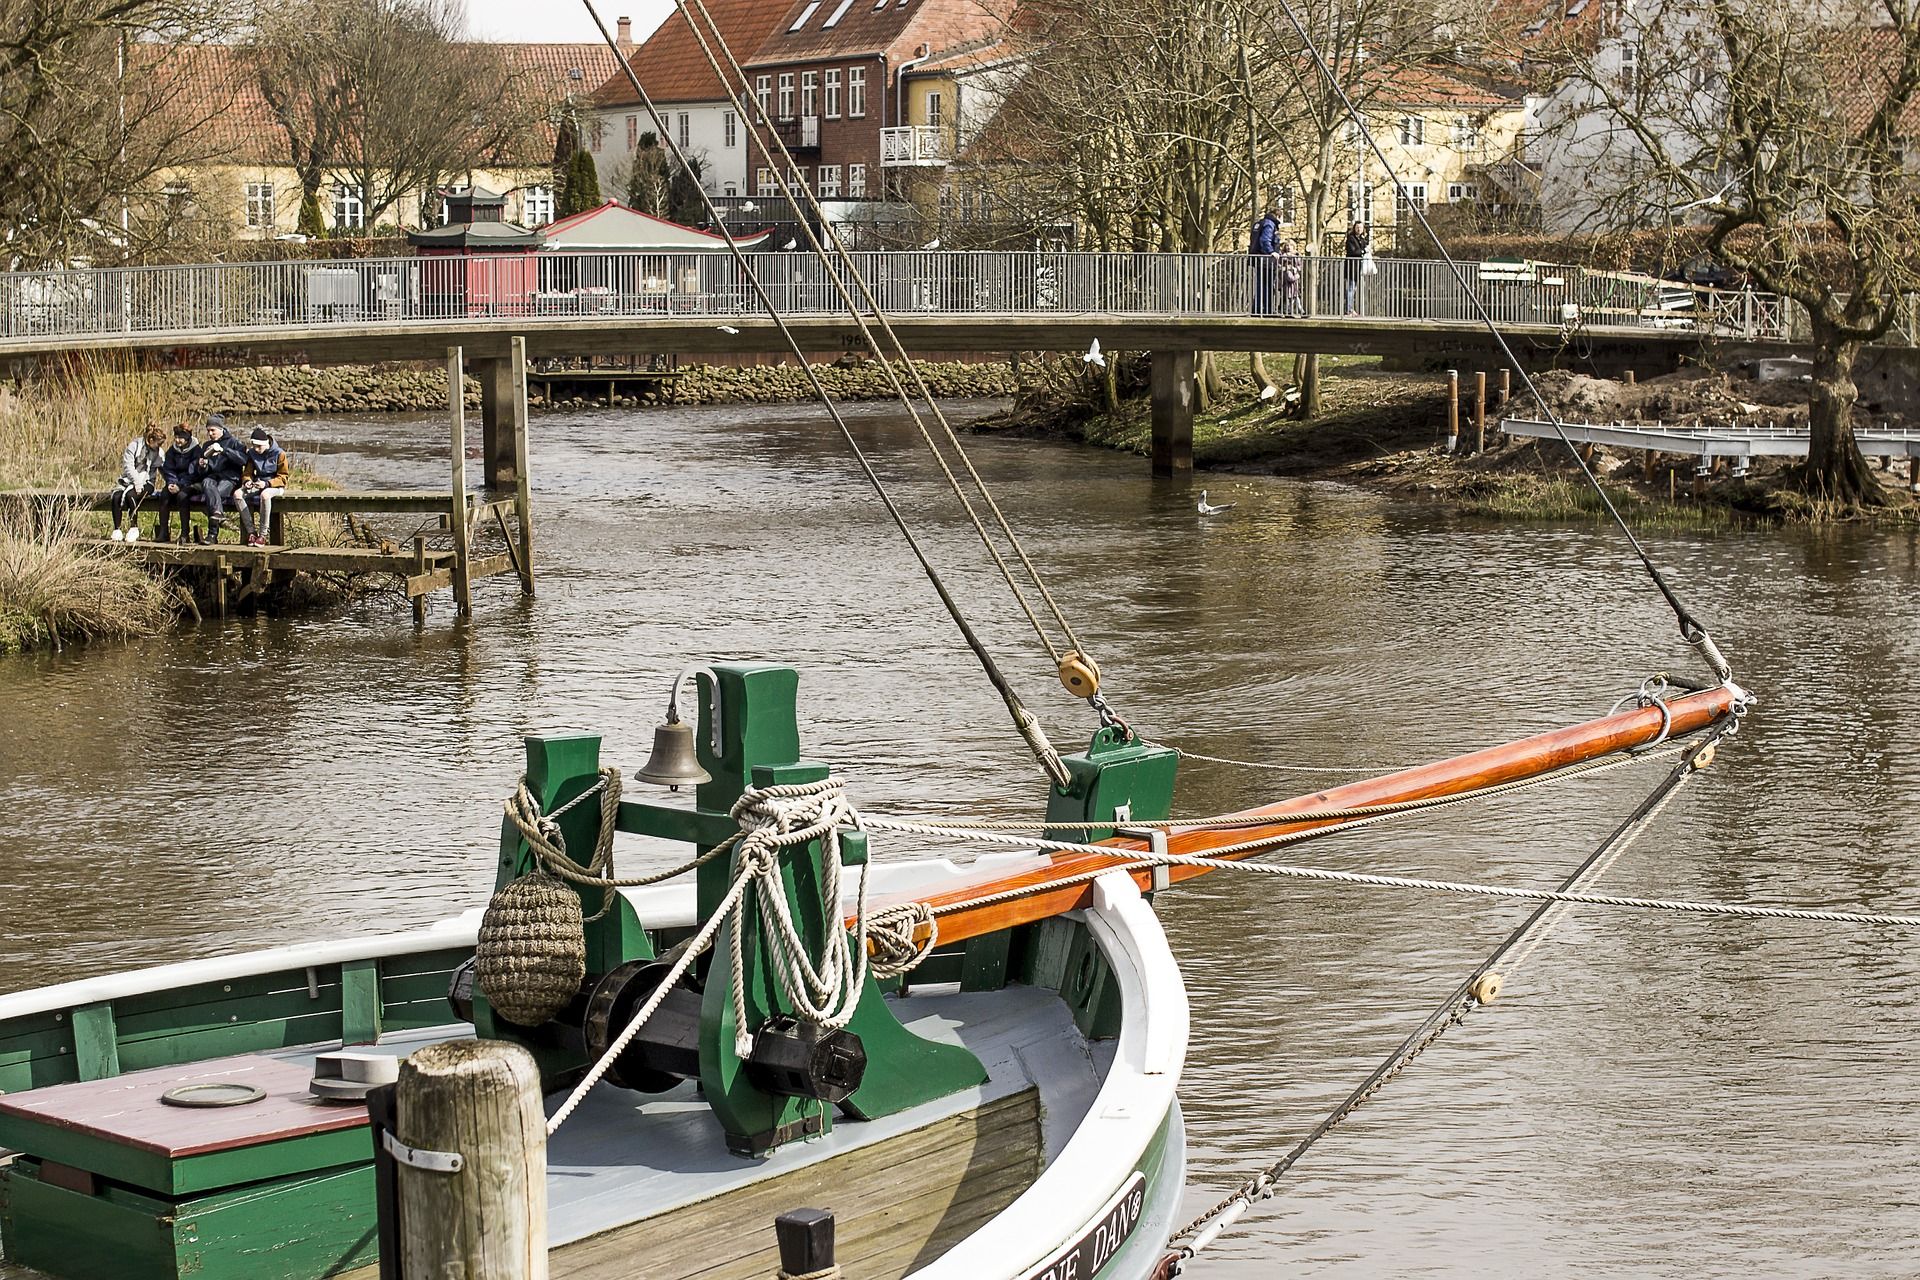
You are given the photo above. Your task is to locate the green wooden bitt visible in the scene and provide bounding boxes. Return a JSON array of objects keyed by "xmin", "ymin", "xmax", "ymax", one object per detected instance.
[
  {"xmin": 1044, "ymin": 727, "xmax": 1179, "ymax": 843},
  {"xmin": 70, "ymin": 1004, "xmax": 119, "ymax": 1082},
  {"xmin": 478, "ymin": 733, "xmax": 653, "ymax": 1073},
  {"xmin": 691, "ymin": 664, "xmax": 986, "ymax": 1155}
]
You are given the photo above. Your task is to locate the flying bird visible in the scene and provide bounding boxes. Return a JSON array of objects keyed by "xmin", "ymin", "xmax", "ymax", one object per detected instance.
[
  {"xmin": 1081, "ymin": 338, "xmax": 1106, "ymax": 368},
  {"xmin": 1196, "ymin": 490, "xmax": 1235, "ymax": 516},
  {"xmin": 717, "ymin": 325, "xmax": 740, "ymax": 334}
]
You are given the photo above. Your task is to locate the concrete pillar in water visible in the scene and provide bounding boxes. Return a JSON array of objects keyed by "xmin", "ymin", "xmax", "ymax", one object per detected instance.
[
  {"xmin": 474, "ymin": 353, "xmax": 520, "ymax": 488},
  {"xmin": 1150, "ymin": 349, "xmax": 1195, "ymax": 477}
]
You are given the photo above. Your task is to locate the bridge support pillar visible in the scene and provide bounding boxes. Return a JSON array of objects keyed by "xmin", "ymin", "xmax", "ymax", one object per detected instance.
[
  {"xmin": 474, "ymin": 351, "xmax": 522, "ymax": 488},
  {"xmin": 1149, "ymin": 350, "xmax": 1195, "ymax": 478}
]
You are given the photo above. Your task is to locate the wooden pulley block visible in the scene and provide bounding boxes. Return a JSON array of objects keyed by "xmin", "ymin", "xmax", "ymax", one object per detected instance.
[
  {"xmin": 1468, "ymin": 972, "xmax": 1503, "ymax": 1005},
  {"xmin": 1057, "ymin": 651, "xmax": 1101, "ymax": 698},
  {"xmin": 1691, "ymin": 743, "xmax": 1717, "ymax": 771}
]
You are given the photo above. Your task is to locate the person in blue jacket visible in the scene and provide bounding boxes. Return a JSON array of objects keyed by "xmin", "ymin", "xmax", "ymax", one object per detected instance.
[
  {"xmin": 1249, "ymin": 205, "xmax": 1282, "ymax": 316},
  {"xmin": 235, "ymin": 427, "xmax": 286, "ymax": 546},
  {"xmin": 155, "ymin": 422, "xmax": 201, "ymax": 544},
  {"xmin": 195, "ymin": 414, "xmax": 247, "ymax": 544}
]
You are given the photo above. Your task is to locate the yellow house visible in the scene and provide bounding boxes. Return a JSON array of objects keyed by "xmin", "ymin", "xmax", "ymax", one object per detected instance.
[{"xmin": 148, "ymin": 40, "xmax": 627, "ymax": 243}]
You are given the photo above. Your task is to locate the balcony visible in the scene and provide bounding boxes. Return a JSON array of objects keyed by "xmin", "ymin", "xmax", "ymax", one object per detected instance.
[
  {"xmin": 881, "ymin": 125, "xmax": 950, "ymax": 167},
  {"xmin": 771, "ymin": 115, "xmax": 820, "ymax": 152}
]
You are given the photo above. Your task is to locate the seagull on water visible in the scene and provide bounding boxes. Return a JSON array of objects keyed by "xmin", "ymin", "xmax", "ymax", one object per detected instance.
[
  {"xmin": 1196, "ymin": 490, "xmax": 1235, "ymax": 516},
  {"xmin": 1082, "ymin": 338, "xmax": 1106, "ymax": 368}
]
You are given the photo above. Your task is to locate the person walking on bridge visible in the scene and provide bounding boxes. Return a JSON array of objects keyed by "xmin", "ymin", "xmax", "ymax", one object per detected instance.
[
  {"xmin": 1344, "ymin": 220, "xmax": 1371, "ymax": 315},
  {"xmin": 1249, "ymin": 205, "xmax": 1282, "ymax": 315}
]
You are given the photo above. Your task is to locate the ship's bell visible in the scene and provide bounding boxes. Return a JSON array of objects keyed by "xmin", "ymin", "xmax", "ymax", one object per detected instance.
[{"xmin": 637, "ymin": 718, "xmax": 711, "ymax": 790}]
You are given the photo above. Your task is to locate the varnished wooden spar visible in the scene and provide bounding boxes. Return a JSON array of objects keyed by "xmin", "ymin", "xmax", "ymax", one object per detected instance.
[{"xmin": 879, "ymin": 685, "xmax": 1739, "ymax": 948}]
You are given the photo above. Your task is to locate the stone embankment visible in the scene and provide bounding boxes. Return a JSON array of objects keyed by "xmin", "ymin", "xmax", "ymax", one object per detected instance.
[{"xmin": 155, "ymin": 359, "xmax": 1018, "ymax": 416}]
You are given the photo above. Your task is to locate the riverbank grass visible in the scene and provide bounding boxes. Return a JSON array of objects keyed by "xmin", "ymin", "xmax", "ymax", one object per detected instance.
[{"xmin": 0, "ymin": 516, "xmax": 174, "ymax": 654}]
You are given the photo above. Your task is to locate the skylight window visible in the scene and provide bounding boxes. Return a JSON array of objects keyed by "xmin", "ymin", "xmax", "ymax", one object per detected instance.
[
  {"xmin": 790, "ymin": 1, "xmax": 821, "ymax": 29},
  {"xmin": 822, "ymin": 0, "xmax": 855, "ymax": 26}
]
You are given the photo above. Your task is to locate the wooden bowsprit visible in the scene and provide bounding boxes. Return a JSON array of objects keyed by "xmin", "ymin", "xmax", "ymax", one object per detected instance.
[{"xmin": 868, "ymin": 685, "xmax": 1743, "ymax": 949}]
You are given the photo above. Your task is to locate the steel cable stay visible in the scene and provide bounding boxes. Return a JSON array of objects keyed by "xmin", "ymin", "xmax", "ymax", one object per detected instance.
[
  {"xmin": 1269, "ymin": 0, "xmax": 1743, "ymax": 695},
  {"xmin": 1156, "ymin": 727, "xmax": 1745, "ymax": 1272},
  {"xmin": 579, "ymin": 0, "xmax": 1075, "ymax": 787},
  {"xmin": 588, "ymin": 0, "xmax": 1121, "ymax": 731}
]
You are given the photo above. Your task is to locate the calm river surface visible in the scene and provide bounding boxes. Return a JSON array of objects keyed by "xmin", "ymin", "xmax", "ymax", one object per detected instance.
[{"xmin": 2, "ymin": 400, "xmax": 1917, "ymax": 1277}]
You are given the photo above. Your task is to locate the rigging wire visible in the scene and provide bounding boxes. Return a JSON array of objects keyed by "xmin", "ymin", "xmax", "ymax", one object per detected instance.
[
  {"xmin": 1270, "ymin": 0, "xmax": 1742, "ymax": 691},
  {"xmin": 578, "ymin": 0, "xmax": 1072, "ymax": 787},
  {"xmin": 657, "ymin": 0, "xmax": 1109, "ymax": 703}
]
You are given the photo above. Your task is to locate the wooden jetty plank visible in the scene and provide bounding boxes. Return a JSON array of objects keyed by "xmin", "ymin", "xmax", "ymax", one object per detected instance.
[{"xmin": 882, "ymin": 685, "xmax": 1741, "ymax": 949}]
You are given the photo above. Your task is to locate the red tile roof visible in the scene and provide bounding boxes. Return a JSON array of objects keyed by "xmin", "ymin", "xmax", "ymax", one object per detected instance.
[
  {"xmin": 745, "ymin": 0, "xmax": 1006, "ymax": 68},
  {"xmin": 1369, "ymin": 63, "xmax": 1525, "ymax": 110},
  {"xmin": 596, "ymin": 0, "xmax": 796, "ymax": 106}
]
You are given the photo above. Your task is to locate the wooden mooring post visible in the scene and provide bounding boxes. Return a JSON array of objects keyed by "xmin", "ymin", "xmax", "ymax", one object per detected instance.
[
  {"xmin": 448, "ymin": 347, "xmax": 473, "ymax": 617},
  {"xmin": 392, "ymin": 1039, "xmax": 547, "ymax": 1279},
  {"xmin": 1473, "ymin": 371, "xmax": 1487, "ymax": 454},
  {"xmin": 509, "ymin": 335, "xmax": 536, "ymax": 596},
  {"xmin": 1445, "ymin": 369, "xmax": 1459, "ymax": 452}
]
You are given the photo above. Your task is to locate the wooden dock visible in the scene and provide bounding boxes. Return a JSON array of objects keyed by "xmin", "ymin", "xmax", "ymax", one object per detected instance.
[{"xmin": 5, "ymin": 340, "xmax": 538, "ymax": 622}]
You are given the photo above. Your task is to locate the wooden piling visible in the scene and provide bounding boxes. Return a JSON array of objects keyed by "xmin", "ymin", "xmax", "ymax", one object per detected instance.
[
  {"xmin": 1473, "ymin": 371, "xmax": 1487, "ymax": 454},
  {"xmin": 1497, "ymin": 368, "xmax": 1510, "ymax": 408},
  {"xmin": 1625, "ymin": 369, "xmax": 1637, "ymax": 385},
  {"xmin": 448, "ymin": 347, "xmax": 473, "ymax": 617},
  {"xmin": 412, "ymin": 535, "xmax": 428, "ymax": 626},
  {"xmin": 395, "ymin": 1039, "xmax": 547, "ymax": 1280},
  {"xmin": 1909, "ymin": 457, "xmax": 1919, "ymax": 492},
  {"xmin": 510, "ymin": 336, "xmax": 535, "ymax": 597},
  {"xmin": 1445, "ymin": 370, "xmax": 1459, "ymax": 452}
]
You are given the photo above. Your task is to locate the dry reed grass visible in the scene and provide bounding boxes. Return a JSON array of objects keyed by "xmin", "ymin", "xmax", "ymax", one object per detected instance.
[
  {"xmin": 0, "ymin": 357, "xmax": 192, "ymax": 491},
  {"xmin": 0, "ymin": 513, "xmax": 174, "ymax": 653}
]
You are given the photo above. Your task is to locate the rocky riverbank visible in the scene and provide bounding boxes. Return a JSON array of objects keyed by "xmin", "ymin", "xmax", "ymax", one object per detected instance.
[{"xmin": 152, "ymin": 358, "xmax": 1019, "ymax": 416}]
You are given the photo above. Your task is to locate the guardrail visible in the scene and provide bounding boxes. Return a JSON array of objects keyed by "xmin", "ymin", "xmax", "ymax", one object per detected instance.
[{"xmin": 0, "ymin": 250, "xmax": 1794, "ymax": 343}]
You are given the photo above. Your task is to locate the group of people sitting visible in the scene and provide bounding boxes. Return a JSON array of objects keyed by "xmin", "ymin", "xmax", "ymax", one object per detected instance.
[{"xmin": 108, "ymin": 414, "xmax": 288, "ymax": 546}]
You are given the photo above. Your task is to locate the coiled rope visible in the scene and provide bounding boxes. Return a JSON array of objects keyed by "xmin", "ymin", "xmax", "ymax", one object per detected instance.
[{"xmin": 542, "ymin": 777, "xmax": 928, "ymax": 1137}]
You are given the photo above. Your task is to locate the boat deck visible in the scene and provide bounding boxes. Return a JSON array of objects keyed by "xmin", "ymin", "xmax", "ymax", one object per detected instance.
[{"xmin": 258, "ymin": 981, "xmax": 1106, "ymax": 1278}]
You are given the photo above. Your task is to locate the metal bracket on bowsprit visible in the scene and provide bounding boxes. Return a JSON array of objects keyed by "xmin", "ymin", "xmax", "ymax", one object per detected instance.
[{"xmin": 1115, "ymin": 822, "xmax": 1172, "ymax": 893}]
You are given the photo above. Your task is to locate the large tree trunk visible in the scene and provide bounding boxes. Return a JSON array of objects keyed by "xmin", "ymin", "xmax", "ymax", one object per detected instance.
[{"xmin": 1805, "ymin": 329, "xmax": 1879, "ymax": 505}]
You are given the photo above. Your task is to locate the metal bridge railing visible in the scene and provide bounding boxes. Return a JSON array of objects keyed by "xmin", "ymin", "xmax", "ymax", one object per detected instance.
[{"xmin": 0, "ymin": 250, "xmax": 1795, "ymax": 343}]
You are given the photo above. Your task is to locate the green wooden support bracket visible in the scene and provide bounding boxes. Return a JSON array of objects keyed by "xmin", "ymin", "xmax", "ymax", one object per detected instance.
[
  {"xmin": 1044, "ymin": 726, "xmax": 1179, "ymax": 843},
  {"xmin": 692, "ymin": 664, "xmax": 986, "ymax": 1155},
  {"xmin": 958, "ymin": 931, "xmax": 1012, "ymax": 993},
  {"xmin": 339, "ymin": 960, "xmax": 381, "ymax": 1046},
  {"xmin": 70, "ymin": 1003, "xmax": 119, "ymax": 1082},
  {"xmin": 479, "ymin": 733, "xmax": 652, "ymax": 1074}
]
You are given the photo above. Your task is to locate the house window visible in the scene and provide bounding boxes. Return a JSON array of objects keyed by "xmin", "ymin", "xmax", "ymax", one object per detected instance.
[
  {"xmin": 626, "ymin": 115, "xmax": 638, "ymax": 149},
  {"xmin": 926, "ymin": 90, "xmax": 944, "ymax": 127},
  {"xmin": 332, "ymin": 182, "xmax": 365, "ymax": 230},
  {"xmin": 825, "ymin": 68, "xmax": 841, "ymax": 117},
  {"xmin": 1346, "ymin": 181, "xmax": 1372, "ymax": 225},
  {"xmin": 677, "ymin": 113, "xmax": 690, "ymax": 148},
  {"xmin": 848, "ymin": 162, "xmax": 867, "ymax": 197},
  {"xmin": 244, "ymin": 182, "xmax": 275, "ymax": 228},
  {"xmin": 1344, "ymin": 119, "xmax": 1362, "ymax": 145},
  {"xmin": 848, "ymin": 67, "xmax": 866, "ymax": 117},
  {"xmin": 1447, "ymin": 182, "xmax": 1479, "ymax": 202},
  {"xmin": 789, "ymin": 0, "xmax": 821, "ymax": 29},
  {"xmin": 523, "ymin": 185, "xmax": 554, "ymax": 225},
  {"xmin": 1273, "ymin": 187, "xmax": 1296, "ymax": 224},
  {"xmin": 801, "ymin": 71, "xmax": 818, "ymax": 118},
  {"xmin": 723, "ymin": 182, "xmax": 737, "ymax": 196},
  {"xmin": 1399, "ymin": 115, "xmax": 1424, "ymax": 145},
  {"xmin": 757, "ymin": 167, "xmax": 776, "ymax": 195},
  {"xmin": 1394, "ymin": 181, "xmax": 1428, "ymax": 219},
  {"xmin": 778, "ymin": 73, "xmax": 795, "ymax": 119},
  {"xmin": 818, "ymin": 164, "xmax": 841, "ymax": 197},
  {"xmin": 755, "ymin": 76, "xmax": 772, "ymax": 122},
  {"xmin": 724, "ymin": 111, "xmax": 737, "ymax": 147},
  {"xmin": 1620, "ymin": 43, "xmax": 1638, "ymax": 93},
  {"xmin": 1453, "ymin": 115, "xmax": 1482, "ymax": 148},
  {"xmin": 822, "ymin": 0, "xmax": 854, "ymax": 26}
]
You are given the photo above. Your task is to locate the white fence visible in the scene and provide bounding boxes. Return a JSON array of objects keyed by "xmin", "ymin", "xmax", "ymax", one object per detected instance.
[{"xmin": 0, "ymin": 250, "xmax": 1794, "ymax": 343}]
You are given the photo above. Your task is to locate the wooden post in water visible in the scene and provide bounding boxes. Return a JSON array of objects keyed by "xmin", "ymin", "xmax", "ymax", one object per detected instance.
[
  {"xmin": 448, "ymin": 347, "xmax": 473, "ymax": 617},
  {"xmin": 1473, "ymin": 371, "xmax": 1487, "ymax": 454},
  {"xmin": 1445, "ymin": 370, "xmax": 1459, "ymax": 452},
  {"xmin": 412, "ymin": 535, "xmax": 428, "ymax": 626},
  {"xmin": 1497, "ymin": 368, "xmax": 1510, "ymax": 408},
  {"xmin": 395, "ymin": 1039, "xmax": 547, "ymax": 1280},
  {"xmin": 509, "ymin": 335, "xmax": 535, "ymax": 597}
]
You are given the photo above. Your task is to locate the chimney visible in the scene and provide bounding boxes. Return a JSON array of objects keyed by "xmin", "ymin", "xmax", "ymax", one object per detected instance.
[{"xmin": 616, "ymin": 16, "xmax": 633, "ymax": 48}]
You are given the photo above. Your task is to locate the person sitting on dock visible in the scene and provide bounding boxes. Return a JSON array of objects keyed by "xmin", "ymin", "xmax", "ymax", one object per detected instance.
[
  {"xmin": 108, "ymin": 425, "xmax": 166, "ymax": 542},
  {"xmin": 155, "ymin": 423, "xmax": 201, "ymax": 544},
  {"xmin": 236, "ymin": 427, "xmax": 287, "ymax": 547},
  {"xmin": 194, "ymin": 414, "xmax": 246, "ymax": 544}
]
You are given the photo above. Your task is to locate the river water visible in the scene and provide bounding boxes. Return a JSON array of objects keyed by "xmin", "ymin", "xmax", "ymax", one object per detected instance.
[{"xmin": 1, "ymin": 400, "xmax": 1916, "ymax": 1277}]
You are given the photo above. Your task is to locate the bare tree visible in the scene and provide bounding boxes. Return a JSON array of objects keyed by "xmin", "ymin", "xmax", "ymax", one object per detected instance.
[
  {"xmin": 1, "ymin": 0, "xmax": 239, "ymax": 266},
  {"xmin": 1537, "ymin": 0, "xmax": 1920, "ymax": 504},
  {"xmin": 249, "ymin": 0, "xmax": 538, "ymax": 230}
]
